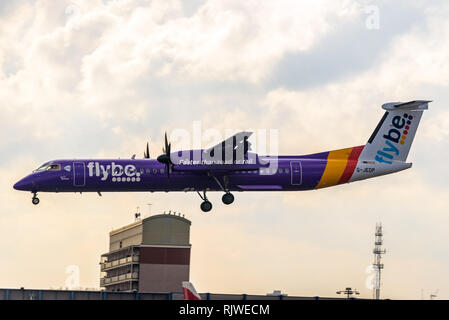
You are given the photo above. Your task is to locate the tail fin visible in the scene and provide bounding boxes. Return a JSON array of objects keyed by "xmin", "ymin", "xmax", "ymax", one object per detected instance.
[
  {"xmin": 360, "ymin": 100, "xmax": 431, "ymax": 163},
  {"xmin": 183, "ymin": 281, "xmax": 201, "ymax": 300}
]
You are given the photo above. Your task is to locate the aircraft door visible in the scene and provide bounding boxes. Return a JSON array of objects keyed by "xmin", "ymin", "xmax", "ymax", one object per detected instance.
[
  {"xmin": 73, "ymin": 162, "xmax": 86, "ymax": 187},
  {"xmin": 290, "ymin": 161, "xmax": 302, "ymax": 185}
]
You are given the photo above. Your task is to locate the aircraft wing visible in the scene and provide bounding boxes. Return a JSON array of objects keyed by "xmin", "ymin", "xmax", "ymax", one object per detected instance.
[
  {"xmin": 170, "ymin": 131, "xmax": 271, "ymax": 173},
  {"xmin": 204, "ymin": 131, "xmax": 253, "ymax": 158},
  {"xmin": 172, "ymin": 151, "xmax": 266, "ymax": 173}
]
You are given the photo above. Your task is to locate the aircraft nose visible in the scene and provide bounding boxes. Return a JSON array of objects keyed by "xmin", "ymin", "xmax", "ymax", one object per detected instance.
[{"xmin": 13, "ymin": 177, "xmax": 35, "ymax": 191}]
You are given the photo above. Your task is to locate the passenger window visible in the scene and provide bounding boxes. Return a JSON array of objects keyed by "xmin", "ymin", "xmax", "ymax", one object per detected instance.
[
  {"xmin": 160, "ymin": 169, "xmax": 165, "ymax": 174},
  {"xmin": 279, "ymin": 168, "xmax": 283, "ymax": 173},
  {"xmin": 153, "ymin": 169, "xmax": 157, "ymax": 174},
  {"xmin": 146, "ymin": 169, "xmax": 151, "ymax": 174},
  {"xmin": 285, "ymin": 168, "xmax": 290, "ymax": 174}
]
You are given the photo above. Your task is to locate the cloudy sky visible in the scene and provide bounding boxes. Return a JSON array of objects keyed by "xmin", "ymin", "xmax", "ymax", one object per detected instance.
[{"xmin": 1, "ymin": 0, "xmax": 449, "ymax": 299}]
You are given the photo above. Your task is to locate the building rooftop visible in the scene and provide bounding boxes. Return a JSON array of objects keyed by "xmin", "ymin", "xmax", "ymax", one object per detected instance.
[{"xmin": 109, "ymin": 213, "xmax": 191, "ymax": 237}]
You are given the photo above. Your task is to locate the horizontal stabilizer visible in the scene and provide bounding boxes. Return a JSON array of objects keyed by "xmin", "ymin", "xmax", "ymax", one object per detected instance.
[{"xmin": 382, "ymin": 100, "xmax": 431, "ymax": 111}]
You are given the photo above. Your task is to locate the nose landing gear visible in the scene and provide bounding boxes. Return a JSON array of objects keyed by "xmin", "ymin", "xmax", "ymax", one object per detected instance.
[{"xmin": 32, "ymin": 192, "xmax": 40, "ymax": 205}]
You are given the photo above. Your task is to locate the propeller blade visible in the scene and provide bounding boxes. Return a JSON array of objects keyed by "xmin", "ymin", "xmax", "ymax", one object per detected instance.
[
  {"xmin": 168, "ymin": 143, "xmax": 171, "ymax": 161},
  {"xmin": 157, "ymin": 132, "xmax": 173, "ymax": 179},
  {"xmin": 144, "ymin": 142, "xmax": 150, "ymax": 159},
  {"xmin": 165, "ymin": 132, "xmax": 168, "ymax": 152}
]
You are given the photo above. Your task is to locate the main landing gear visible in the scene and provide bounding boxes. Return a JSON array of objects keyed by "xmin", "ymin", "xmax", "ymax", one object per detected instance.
[
  {"xmin": 222, "ymin": 192, "xmax": 234, "ymax": 205},
  {"xmin": 32, "ymin": 192, "xmax": 40, "ymax": 205},
  {"xmin": 197, "ymin": 191, "xmax": 212, "ymax": 212},
  {"xmin": 212, "ymin": 174, "xmax": 234, "ymax": 206},
  {"xmin": 197, "ymin": 174, "xmax": 235, "ymax": 212}
]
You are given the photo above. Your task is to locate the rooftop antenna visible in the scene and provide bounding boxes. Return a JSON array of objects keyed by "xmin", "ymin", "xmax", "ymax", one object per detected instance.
[
  {"xmin": 135, "ymin": 206, "xmax": 141, "ymax": 221},
  {"xmin": 430, "ymin": 289, "xmax": 439, "ymax": 300},
  {"xmin": 336, "ymin": 287, "xmax": 359, "ymax": 299},
  {"xmin": 373, "ymin": 222, "xmax": 386, "ymax": 300}
]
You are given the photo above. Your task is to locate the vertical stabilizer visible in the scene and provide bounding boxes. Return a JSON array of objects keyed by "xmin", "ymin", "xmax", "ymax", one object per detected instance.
[
  {"xmin": 360, "ymin": 100, "xmax": 430, "ymax": 163},
  {"xmin": 183, "ymin": 281, "xmax": 201, "ymax": 300}
]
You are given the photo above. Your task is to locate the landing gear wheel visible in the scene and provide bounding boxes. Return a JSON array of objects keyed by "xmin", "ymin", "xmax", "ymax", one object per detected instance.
[
  {"xmin": 222, "ymin": 192, "xmax": 234, "ymax": 205},
  {"xmin": 32, "ymin": 197, "xmax": 40, "ymax": 205},
  {"xmin": 200, "ymin": 201, "xmax": 212, "ymax": 212}
]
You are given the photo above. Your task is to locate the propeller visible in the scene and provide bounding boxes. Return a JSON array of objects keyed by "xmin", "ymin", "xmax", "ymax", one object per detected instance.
[
  {"xmin": 144, "ymin": 142, "xmax": 150, "ymax": 159},
  {"xmin": 157, "ymin": 132, "xmax": 172, "ymax": 178}
]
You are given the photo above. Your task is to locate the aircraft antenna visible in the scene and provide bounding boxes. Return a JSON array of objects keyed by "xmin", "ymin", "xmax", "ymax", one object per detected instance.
[{"xmin": 373, "ymin": 222, "xmax": 386, "ymax": 299}]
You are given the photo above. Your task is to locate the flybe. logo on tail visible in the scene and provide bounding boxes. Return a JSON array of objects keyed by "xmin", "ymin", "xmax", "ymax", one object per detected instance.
[{"xmin": 375, "ymin": 113, "xmax": 413, "ymax": 164}]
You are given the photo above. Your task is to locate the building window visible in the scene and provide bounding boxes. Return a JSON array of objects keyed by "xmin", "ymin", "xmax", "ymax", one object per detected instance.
[{"xmin": 119, "ymin": 241, "xmax": 122, "ymax": 249}]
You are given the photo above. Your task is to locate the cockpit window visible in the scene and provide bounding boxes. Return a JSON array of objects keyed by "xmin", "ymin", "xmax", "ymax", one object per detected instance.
[
  {"xmin": 35, "ymin": 163, "xmax": 50, "ymax": 172},
  {"xmin": 47, "ymin": 164, "xmax": 61, "ymax": 171},
  {"xmin": 34, "ymin": 163, "xmax": 61, "ymax": 172}
]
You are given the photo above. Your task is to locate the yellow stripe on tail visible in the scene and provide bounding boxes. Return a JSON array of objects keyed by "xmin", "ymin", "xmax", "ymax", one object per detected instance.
[{"xmin": 315, "ymin": 147, "xmax": 353, "ymax": 189}]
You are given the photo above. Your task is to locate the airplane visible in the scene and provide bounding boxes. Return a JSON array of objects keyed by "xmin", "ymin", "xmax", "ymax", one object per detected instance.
[
  {"xmin": 182, "ymin": 281, "xmax": 201, "ymax": 300},
  {"xmin": 13, "ymin": 100, "xmax": 430, "ymax": 212}
]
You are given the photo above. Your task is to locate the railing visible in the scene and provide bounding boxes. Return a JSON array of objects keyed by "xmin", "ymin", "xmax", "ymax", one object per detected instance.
[
  {"xmin": 100, "ymin": 272, "xmax": 139, "ymax": 286},
  {"xmin": 100, "ymin": 256, "xmax": 139, "ymax": 271}
]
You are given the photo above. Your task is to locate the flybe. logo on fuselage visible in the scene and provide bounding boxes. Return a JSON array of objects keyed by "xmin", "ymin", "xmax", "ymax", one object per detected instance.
[
  {"xmin": 87, "ymin": 162, "xmax": 141, "ymax": 182},
  {"xmin": 375, "ymin": 113, "xmax": 413, "ymax": 164}
]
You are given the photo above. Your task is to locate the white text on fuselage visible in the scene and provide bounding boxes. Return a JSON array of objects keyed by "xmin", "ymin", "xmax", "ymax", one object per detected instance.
[
  {"xmin": 87, "ymin": 162, "xmax": 141, "ymax": 182},
  {"xmin": 178, "ymin": 159, "xmax": 255, "ymax": 165}
]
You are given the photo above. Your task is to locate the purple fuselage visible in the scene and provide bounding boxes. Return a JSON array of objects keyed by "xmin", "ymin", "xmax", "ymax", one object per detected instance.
[{"xmin": 13, "ymin": 152, "xmax": 331, "ymax": 193}]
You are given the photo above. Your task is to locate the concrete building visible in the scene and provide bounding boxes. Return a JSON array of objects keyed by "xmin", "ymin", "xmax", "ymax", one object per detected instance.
[
  {"xmin": 0, "ymin": 288, "xmax": 353, "ymax": 300},
  {"xmin": 100, "ymin": 213, "xmax": 191, "ymax": 293}
]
